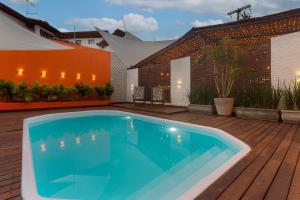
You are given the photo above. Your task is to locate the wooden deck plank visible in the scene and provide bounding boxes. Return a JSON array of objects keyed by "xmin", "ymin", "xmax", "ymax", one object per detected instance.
[
  {"xmin": 217, "ymin": 124, "xmax": 290, "ymax": 200},
  {"xmin": 241, "ymin": 124, "xmax": 298, "ymax": 200}
]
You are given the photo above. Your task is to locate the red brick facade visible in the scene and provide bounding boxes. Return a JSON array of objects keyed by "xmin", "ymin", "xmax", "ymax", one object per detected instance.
[{"xmin": 134, "ymin": 8, "xmax": 300, "ymax": 98}]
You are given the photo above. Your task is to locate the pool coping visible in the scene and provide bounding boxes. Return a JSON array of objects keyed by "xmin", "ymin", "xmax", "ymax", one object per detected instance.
[{"xmin": 22, "ymin": 110, "xmax": 251, "ymax": 200}]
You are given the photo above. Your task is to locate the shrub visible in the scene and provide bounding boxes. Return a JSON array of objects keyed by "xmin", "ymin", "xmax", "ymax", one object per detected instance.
[
  {"xmin": 211, "ymin": 36, "xmax": 241, "ymax": 98},
  {"xmin": 237, "ymin": 85, "xmax": 282, "ymax": 109},
  {"xmin": 0, "ymin": 80, "xmax": 16, "ymax": 102},
  {"xmin": 282, "ymin": 82, "xmax": 295, "ymax": 110},
  {"xmin": 14, "ymin": 81, "xmax": 32, "ymax": 102},
  {"xmin": 95, "ymin": 86, "xmax": 106, "ymax": 99},
  {"xmin": 295, "ymin": 81, "xmax": 300, "ymax": 110},
  {"xmin": 31, "ymin": 82, "xmax": 50, "ymax": 102},
  {"xmin": 105, "ymin": 82, "xmax": 114, "ymax": 98},
  {"xmin": 48, "ymin": 84, "xmax": 70, "ymax": 102},
  {"xmin": 189, "ymin": 86, "xmax": 214, "ymax": 105},
  {"xmin": 74, "ymin": 83, "xmax": 92, "ymax": 99}
]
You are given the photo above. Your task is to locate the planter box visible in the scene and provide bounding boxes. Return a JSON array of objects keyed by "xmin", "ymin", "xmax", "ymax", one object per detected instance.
[
  {"xmin": 0, "ymin": 100, "xmax": 112, "ymax": 111},
  {"xmin": 188, "ymin": 104, "xmax": 214, "ymax": 114},
  {"xmin": 281, "ymin": 110, "xmax": 300, "ymax": 124},
  {"xmin": 236, "ymin": 107, "xmax": 280, "ymax": 121}
]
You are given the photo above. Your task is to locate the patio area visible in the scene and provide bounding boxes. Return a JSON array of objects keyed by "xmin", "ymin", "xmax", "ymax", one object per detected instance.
[{"xmin": 0, "ymin": 105, "xmax": 299, "ymax": 200}]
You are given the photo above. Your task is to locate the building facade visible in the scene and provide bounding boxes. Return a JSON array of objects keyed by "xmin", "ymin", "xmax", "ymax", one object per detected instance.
[{"xmin": 132, "ymin": 8, "xmax": 300, "ymax": 105}]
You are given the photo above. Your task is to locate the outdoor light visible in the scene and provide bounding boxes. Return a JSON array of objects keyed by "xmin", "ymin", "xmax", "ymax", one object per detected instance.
[
  {"xmin": 160, "ymin": 72, "xmax": 164, "ymax": 76},
  {"xmin": 92, "ymin": 74, "xmax": 96, "ymax": 81},
  {"xmin": 17, "ymin": 68, "xmax": 23, "ymax": 76},
  {"xmin": 168, "ymin": 127, "xmax": 177, "ymax": 132},
  {"xmin": 76, "ymin": 137, "xmax": 80, "ymax": 144},
  {"xmin": 60, "ymin": 72, "xmax": 65, "ymax": 79},
  {"xmin": 177, "ymin": 80, "xmax": 182, "ymax": 89},
  {"xmin": 297, "ymin": 74, "xmax": 300, "ymax": 83},
  {"xmin": 41, "ymin": 70, "xmax": 47, "ymax": 78},
  {"xmin": 76, "ymin": 73, "xmax": 81, "ymax": 80},
  {"xmin": 91, "ymin": 134, "xmax": 96, "ymax": 141},
  {"xmin": 40, "ymin": 143, "xmax": 46, "ymax": 152},
  {"xmin": 60, "ymin": 140, "xmax": 65, "ymax": 148},
  {"xmin": 131, "ymin": 84, "xmax": 134, "ymax": 91},
  {"xmin": 167, "ymin": 73, "xmax": 169, "ymax": 77}
]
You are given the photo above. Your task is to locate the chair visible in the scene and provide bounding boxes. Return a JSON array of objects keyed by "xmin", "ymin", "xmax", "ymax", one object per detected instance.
[
  {"xmin": 133, "ymin": 86, "xmax": 145, "ymax": 105},
  {"xmin": 151, "ymin": 87, "xmax": 164, "ymax": 105}
]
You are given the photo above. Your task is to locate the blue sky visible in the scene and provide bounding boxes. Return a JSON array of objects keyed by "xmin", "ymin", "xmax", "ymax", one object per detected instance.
[{"xmin": 2, "ymin": 0, "xmax": 300, "ymax": 40}]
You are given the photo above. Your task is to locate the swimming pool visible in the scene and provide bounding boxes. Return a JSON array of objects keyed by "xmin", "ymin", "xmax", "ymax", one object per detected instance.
[{"xmin": 22, "ymin": 110, "xmax": 250, "ymax": 200}]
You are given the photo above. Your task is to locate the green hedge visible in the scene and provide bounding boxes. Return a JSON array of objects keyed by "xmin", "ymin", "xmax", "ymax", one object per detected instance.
[{"xmin": 0, "ymin": 80, "xmax": 113, "ymax": 103}]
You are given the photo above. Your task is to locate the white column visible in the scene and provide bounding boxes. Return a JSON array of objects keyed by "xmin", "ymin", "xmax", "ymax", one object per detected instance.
[
  {"xmin": 271, "ymin": 31, "xmax": 300, "ymax": 87},
  {"xmin": 170, "ymin": 56, "xmax": 191, "ymax": 106},
  {"xmin": 127, "ymin": 68, "xmax": 139, "ymax": 102}
]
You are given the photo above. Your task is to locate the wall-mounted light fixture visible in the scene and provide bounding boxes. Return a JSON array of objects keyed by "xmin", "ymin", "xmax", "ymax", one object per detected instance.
[
  {"xmin": 130, "ymin": 84, "xmax": 134, "ymax": 91},
  {"xmin": 92, "ymin": 74, "xmax": 96, "ymax": 81},
  {"xmin": 177, "ymin": 80, "xmax": 182, "ymax": 89},
  {"xmin": 160, "ymin": 72, "xmax": 164, "ymax": 76},
  {"xmin": 41, "ymin": 70, "xmax": 47, "ymax": 78},
  {"xmin": 297, "ymin": 72, "xmax": 300, "ymax": 83},
  {"xmin": 17, "ymin": 68, "xmax": 24, "ymax": 76},
  {"xmin": 76, "ymin": 73, "xmax": 81, "ymax": 80},
  {"xmin": 60, "ymin": 72, "xmax": 66, "ymax": 79}
]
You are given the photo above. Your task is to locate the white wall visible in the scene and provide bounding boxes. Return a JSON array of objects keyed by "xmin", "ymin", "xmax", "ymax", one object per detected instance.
[
  {"xmin": 127, "ymin": 68, "xmax": 139, "ymax": 102},
  {"xmin": 170, "ymin": 56, "xmax": 190, "ymax": 106},
  {"xmin": 272, "ymin": 31, "xmax": 300, "ymax": 87},
  {"xmin": 65, "ymin": 38, "xmax": 102, "ymax": 49}
]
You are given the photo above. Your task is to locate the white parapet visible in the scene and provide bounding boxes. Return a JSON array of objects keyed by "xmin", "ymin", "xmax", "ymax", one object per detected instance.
[
  {"xmin": 271, "ymin": 31, "xmax": 300, "ymax": 87},
  {"xmin": 170, "ymin": 56, "xmax": 191, "ymax": 106},
  {"xmin": 127, "ymin": 68, "xmax": 139, "ymax": 102}
]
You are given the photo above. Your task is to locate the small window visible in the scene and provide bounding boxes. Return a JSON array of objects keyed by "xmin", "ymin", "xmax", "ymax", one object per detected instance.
[
  {"xmin": 75, "ymin": 40, "xmax": 81, "ymax": 45},
  {"xmin": 88, "ymin": 39, "xmax": 95, "ymax": 44}
]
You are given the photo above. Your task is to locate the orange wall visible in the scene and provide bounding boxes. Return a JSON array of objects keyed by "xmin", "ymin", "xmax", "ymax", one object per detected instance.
[{"xmin": 0, "ymin": 47, "xmax": 110, "ymax": 86}]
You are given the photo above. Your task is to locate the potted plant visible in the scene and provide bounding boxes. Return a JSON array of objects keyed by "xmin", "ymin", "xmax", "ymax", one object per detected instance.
[
  {"xmin": 212, "ymin": 36, "xmax": 240, "ymax": 116},
  {"xmin": 188, "ymin": 86, "xmax": 215, "ymax": 114},
  {"xmin": 281, "ymin": 81, "xmax": 300, "ymax": 124},
  {"xmin": 236, "ymin": 85, "xmax": 282, "ymax": 121}
]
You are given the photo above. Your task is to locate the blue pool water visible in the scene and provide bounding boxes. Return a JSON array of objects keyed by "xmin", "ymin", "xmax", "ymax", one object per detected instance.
[{"xmin": 28, "ymin": 112, "xmax": 244, "ymax": 200}]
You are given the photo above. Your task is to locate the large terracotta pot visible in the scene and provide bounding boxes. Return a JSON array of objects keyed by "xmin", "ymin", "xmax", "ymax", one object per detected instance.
[{"xmin": 214, "ymin": 98, "xmax": 234, "ymax": 116}]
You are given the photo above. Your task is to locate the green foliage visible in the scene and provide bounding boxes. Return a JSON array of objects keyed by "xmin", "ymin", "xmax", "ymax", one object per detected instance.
[
  {"xmin": 189, "ymin": 86, "xmax": 214, "ymax": 105},
  {"xmin": 0, "ymin": 80, "xmax": 16, "ymax": 102},
  {"xmin": 237, "ymin": 85, "xmax": 282, "ymax": 109},
  {"xmin": 282, "ymin": 82, "xmax": 295, "ymax": 110},
  {"xmin": 74, "ymin": 82, "xmax": 92, "ymax": 99},
  {"xmin": 48, "ymin": 84, "xmax": 70, "ymax": 102},
  {"xmin": 211, "ymin": 36, "xmax": 241, "ymax": 98},
  {"xmin": 294, "ymin": 81, "xmax": 300, "ymax": 110},
  {"xmin": 0, "ymin": 79, "xmax": 112, "ymax": 103},
  {"xmin": 105, "ymin": 82, "xmax": 114, "ymax": 98},
  {"xmin": 95, "ymin": 86, "xmax": 106, "ymax": 99},
  {"xmin": 95, "ymin": 82, "xmax": 114, "ymax": 99},
  {"xmin": 31, "ymin": 82, "xmax": 50, "ymax": 102},
  {"xmin": 14, "ymin": 81, "xmax": 32, "ymax": 102}
]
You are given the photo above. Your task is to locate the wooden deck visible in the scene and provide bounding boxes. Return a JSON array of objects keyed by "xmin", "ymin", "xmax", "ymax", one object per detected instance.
[{"xmin": 0, "ymin": 106, "xmax": 299, "ymax": 200}]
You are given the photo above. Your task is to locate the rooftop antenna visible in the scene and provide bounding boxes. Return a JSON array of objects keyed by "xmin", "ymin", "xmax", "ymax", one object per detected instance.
[
  {"xmin": 227, "ymin": 4, "xmax": 251, "ymax": 21},
  {"xmin": 122, "ymin": 16, "xmax": 127, "ymax": 32},
  {"xmin": 25, "ymin": 0, "xmax": 38, "ymax": 16},
  {"xmin": 73, "ymin": 26, "xmax": 76, "ymax": 40}
]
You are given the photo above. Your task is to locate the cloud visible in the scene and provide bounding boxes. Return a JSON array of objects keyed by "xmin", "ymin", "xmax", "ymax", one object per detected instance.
[
  {"xmin": 191, "ymin": 19, "xmax": 224, "ymax": 27},
  {"xmin": 11, "ymin": 0, "xmax": 39, "ymax": 4},
  {"xmin": 58, "ymin": 28, "xmax": 70, "ymax": 32},
  {"xmin": 66, "ymin": 13, "xmax": 158, "ymax": 33},
  {"xmin": 105, "ymin": 0, "xmax": 300, "ymax": 16}
]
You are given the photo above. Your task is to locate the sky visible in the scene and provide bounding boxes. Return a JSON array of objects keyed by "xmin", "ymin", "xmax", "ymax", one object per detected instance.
[{"xmin": 2, "ymin": 0, "xmax": 300, "ymax": 40}]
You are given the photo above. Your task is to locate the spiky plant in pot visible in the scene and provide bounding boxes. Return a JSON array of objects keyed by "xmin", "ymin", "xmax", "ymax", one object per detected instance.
[{"xmin": 211, "ymin": 36, "xmax": 241, "ymax": 116}]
